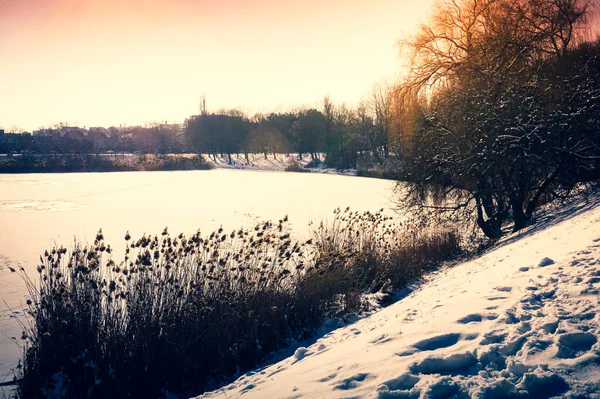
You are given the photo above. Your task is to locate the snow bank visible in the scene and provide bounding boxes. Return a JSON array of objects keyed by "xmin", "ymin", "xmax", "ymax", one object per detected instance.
[
  {"xmin": 195, "ymin": 200, "xmax": 600, "ymax": 399},
  {"xmin": 203, "ymin": 153, "xmax": 356, "ymax": 175}
]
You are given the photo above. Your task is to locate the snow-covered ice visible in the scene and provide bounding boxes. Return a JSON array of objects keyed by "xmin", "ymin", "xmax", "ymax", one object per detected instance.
[{"xmin": 196, "ymin": 200, "xmax": 600, "ymax": 399}]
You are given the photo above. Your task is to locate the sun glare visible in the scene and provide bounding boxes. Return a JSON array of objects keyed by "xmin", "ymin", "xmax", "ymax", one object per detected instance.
[{"xmin": 0, "ymin": 0, "xmax": 432, "ymax": 130}]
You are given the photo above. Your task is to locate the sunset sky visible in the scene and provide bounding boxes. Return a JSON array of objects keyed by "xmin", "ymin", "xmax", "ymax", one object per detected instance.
[{"xmin": 0, "ymin": 0, "xmax": 434, "ymax": 131}]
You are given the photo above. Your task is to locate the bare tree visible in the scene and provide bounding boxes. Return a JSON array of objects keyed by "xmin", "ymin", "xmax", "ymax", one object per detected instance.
[
  {"xmin": 370, "ymin": 81, "xmax": 394, "ymax": 159},
  {"xmin": 397, "ymin": 0, "xmax": 599, "ymax": 239}
]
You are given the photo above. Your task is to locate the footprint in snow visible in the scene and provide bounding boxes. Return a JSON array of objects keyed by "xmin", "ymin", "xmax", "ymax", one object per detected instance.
[
  {"xmin": 370, "ymin": 334, "xmax": 393, "ymax": 345},
  {"xmin": 376, "ymin": 372, "xmax": 420, "ymax": 396},
  {"xmin": 480, "ymin": 331, "xmax": 507, "ymax": 345},
  {"xmin": 240, "ymin": 380, "xmax": 265, "ymax": 393},
  {"xmin": 539, "ymin": 257, "xmax": 555, "ymax": 267},
  {"xmin": 317, "ymin": 373, "xmax": 337, "ymax": 383},
  {"xmin": 555, "ymin": 332, "xmax": 597, "ymax": 359},
  {"xmin": 396, "ymin": 333, "xmax": 462, "ymax": 357},
  {"xmin": 587, "ymin": 277, "xmax": 600, "ymax": 284},
  {"xmin": 413, "ymin": 333, "xmax": 462, "ymax": 351},
  {"xmin": 267, "ymin": 367, "xmax": 286, "ymax": 378},
  {"xmin": 517, "ymin": 322, "xmax": 532, "ymax": 334},
  {"xmin": 541, "ymin": 320, "xmax": 559, "ymax": 334},
  {"xmin": 333, "ymin": 372, "xmax": 372, "ymax": 390},
  {"xmin": 457, "ymin": 313, "xmax": 498, "ymax": 324},
  {"xmin": 409, "ymin": 351, "xmax": 478, "ymax": 376}
]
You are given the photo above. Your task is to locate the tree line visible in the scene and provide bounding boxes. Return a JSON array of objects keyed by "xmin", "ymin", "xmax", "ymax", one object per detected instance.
[
  {"xmin": 3, "ymin": 93, "xmax": 397, "ymax": 170},
  {"xmin": 0, "ymin": 124, "xmax": 187, "ymax": 155},
  {"xmin": 184, "ymin": 92, "xmax": 394, "ymax": 169}
]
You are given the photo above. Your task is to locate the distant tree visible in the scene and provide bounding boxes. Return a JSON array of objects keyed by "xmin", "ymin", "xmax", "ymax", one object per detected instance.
[
  {"xmin": 245, "ymin": 127, "xmax": 288, "ymax": 159},
  {"xmin": 295, "ymin": 109, "xmax": 327, "ymax": 161},
  {"xmin": 185, "ymin": 115, "xmax": 219, "ymax": 159},
  {"xmin": 266, "ymin": 112, "xmax": 297, "ymax": 154},
  {"xmin": 217, "ymin": 110, "xmax": 250, "ymax": 164},
  {"xmin": 370, "ymin": 82, "xmax": 393, "ymax": 159},
  {"xmin": 351, "ymin": 102, "xmax": 376, "ymax": 156},
  {"xmin": 185, "ymin": 111, "xmax": 249, "ymax": 163},
  {"xmin": 146, "ymin": 123, "xmax": 182, "ymax": 154},
  {"xmin": 7, "ymin": 126, "xmax": 26, "ymax": 134},
  {"xmin": 321, "ymin": 98, "xmax": 358, "ymax": 168}
]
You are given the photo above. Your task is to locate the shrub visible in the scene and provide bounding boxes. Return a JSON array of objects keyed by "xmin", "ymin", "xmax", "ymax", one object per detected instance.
[
  {"xmin": 303, "ymin": 159, "xmax": 322, "ymax": 169},
  {"xmin": 284, "ymin": 160, "xmax": 310, "ymax": 173},
  {"xmin": 356, "ymin": 168, "xmax": 398, "ymax": 180},
  {"xmin": 310, "ymin": 207, "xmax": 460, "ymax": 302},
  {"xmin": 0, "ymin": 154, "xmax": 211, "ymax": 174},
  {"xmin": 15, "ymin": 210, "xmax": 460, "ymax": 398}
]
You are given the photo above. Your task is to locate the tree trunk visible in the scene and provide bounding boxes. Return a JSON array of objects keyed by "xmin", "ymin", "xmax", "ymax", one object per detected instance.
[
  {"xmin": 481, "ymin": 193, "xmax": 504, "ymax": 233},
  {"xmin": 525, "ymin": 168, "xmax": 560, "ymax": 219},
  {"xmin": 476, "ymin": 197, "xmax": 502, "ymax": 239},
  {"xmin": 510, "ymin": 195, "xmax": 528, "ymax": 232}
]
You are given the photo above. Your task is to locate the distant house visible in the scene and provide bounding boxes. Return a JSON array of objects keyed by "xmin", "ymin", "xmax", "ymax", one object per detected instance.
[
  {"xmin": 59, "ymin": 126, "xmax": 88, "ymax": 140},
  {"xmin": 33, "ymin": 128, "xmax": 59, "ymax": 137},
  {"xmin": 0, "ymin": 132, "xmax": 32, "ymax": 154},
  {"xmin": 0, "ymin": 130, "xmax": 8, "ymax": 153},
  {"xmin": 89, "ymin": 127, "xmax": 111, "ymax": 137},
  {"xmin": 89, "ymin": 127, "xmax": 116, "ymax": 152}
]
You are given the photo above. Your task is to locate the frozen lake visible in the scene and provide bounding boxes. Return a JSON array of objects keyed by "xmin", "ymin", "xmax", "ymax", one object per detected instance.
[{"xmin": 0, "ymin": 169, "xmax": 396, "ymax": 385}]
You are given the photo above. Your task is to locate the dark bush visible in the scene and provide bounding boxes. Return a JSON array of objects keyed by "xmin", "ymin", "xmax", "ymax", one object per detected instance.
[
  {"xmin": 303, "ymin": 159, "xmax": 323, "ymax": 169},
  {"xmin": 356, "ymin": 168, "xmax": 398, "ymax": 180},
  {"xmin": 0, "ymin": 154, "xmax": 211, "ymax": 174},
  {"xmin": 284, "ymin": 160, "xmax": 311, "ymax": 173}
]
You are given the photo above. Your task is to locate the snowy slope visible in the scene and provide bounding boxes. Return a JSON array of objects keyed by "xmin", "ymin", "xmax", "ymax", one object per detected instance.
[{"xmin": 196, "ymin": 200, "xmax": 600, "ymax": 399}]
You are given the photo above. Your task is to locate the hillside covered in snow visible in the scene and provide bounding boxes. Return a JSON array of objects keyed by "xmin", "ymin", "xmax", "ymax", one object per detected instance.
[{"xmin": 197, "ymin": 200, "xmax": 600, "ymax": 399}]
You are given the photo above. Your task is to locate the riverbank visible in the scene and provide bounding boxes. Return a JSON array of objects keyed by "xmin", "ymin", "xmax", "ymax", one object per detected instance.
[
  {"xmin": 0, "ymin": 153, "xmax": 399, "ymax": 179},
  {"xmin": 203, "ymin": 153, "xmax": 400, "ymax": 180},
  {"xmin": 203, "ymin": 153, "xmax": 354, "ymax": 175},
  {"xmin": 197, "ymin": 197, "xmax": 600, "ymax": 399},
  {"xmin": 0, "ymin": 154, "xmax": 211, "ymax": 173}
]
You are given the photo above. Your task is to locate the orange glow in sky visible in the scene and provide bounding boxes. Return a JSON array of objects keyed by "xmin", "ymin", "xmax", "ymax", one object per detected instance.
[{"xmin": 0, "ymin": 0, "xmax": 434, "ymax": 130}]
